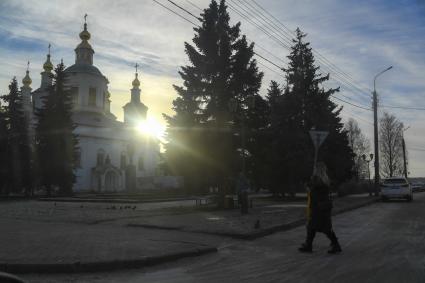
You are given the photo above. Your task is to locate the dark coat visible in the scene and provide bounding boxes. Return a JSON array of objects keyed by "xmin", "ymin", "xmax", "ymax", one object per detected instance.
[{"xmin": 308, "ymin": 177, "xmax": 333, "ymax": 232}]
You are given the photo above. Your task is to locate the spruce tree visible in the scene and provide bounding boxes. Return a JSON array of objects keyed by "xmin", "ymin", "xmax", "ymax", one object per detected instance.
[
  {"xmin": 35, "ymin": 62, "xmax": 79, "ymax": 196},
  {"xmin": 268, "ymin": 28, "xmax": 353, "ymax": 193},
  {"xmin": 164, "ymin": 0, "xmax": 263, "ymax": 193},
  {"xmin": 0, "ymin": 78, "xmax": 32, "ymax": 195},
  {"xmin": 0, "ymin": 101, "xmax": 9, "ymax": 195}
]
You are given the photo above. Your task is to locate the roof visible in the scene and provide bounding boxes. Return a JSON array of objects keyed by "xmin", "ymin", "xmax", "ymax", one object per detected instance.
[{"xmin": 65, "ymin": 64, "xmax": 104, "ymax": 77}]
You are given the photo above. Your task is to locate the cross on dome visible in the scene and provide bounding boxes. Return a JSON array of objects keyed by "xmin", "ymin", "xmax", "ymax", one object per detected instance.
[
  {"xmin": 22, "ymin": 60, "xmax": 32, "ymax": 87},
  {"xmin": 132, "ymin": 63, "xmax": 141, "ymax": 88}
]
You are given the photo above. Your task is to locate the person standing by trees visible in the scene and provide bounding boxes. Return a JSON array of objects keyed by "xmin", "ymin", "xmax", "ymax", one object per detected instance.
[{"xmin": 299, "ymin": 162, "xmax": 342, "ymax": 254}]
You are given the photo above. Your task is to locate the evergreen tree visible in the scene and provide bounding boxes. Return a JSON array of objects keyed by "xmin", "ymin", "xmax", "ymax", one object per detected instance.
[
  {"xmin": 267, "ymin": 29, "xmax": 353, "ymax": 194},
  {"xmin": 164, "ymin": 0, "xmax": 263, "ymax": 193},
  {"xmin": 0, "ymin": 100, "xmax": 9, "ymax": 195},
  {"xmin": 35, "ymin": 62, "xmax": 79, "ymax": 196},
  {"xmin": 0, "ymin": 78, "xmax": 32, "ymax": 195}
]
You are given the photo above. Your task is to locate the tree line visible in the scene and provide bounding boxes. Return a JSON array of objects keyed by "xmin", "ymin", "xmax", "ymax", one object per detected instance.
[
  {"xmin": 0, "ymin": 62, "xmax": 78, "ymax": 196},
  {"xmin": 0, "ymin": 0, "xmax": 407, "ymax": 196},
  {"xmin": 162, "ymin": 0, "xmax": 354, "ymax": 195}
]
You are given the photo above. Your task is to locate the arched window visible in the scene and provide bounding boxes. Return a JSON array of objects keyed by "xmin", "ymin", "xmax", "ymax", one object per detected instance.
[{"xmin": 97, "ymin": 149, "xmax": 105, "ymax": 166}]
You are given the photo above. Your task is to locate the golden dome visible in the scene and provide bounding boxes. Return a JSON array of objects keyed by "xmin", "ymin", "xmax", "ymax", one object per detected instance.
[
  {"xmin": 132, "ymin": 73, "xmax": 140, "ymax": 88},
  {"xmin": 43, "ymin": 54, "xmax": 53, "ymax": 72},
  {"xmin": 22, "ymin": 70, "xmax": 32, "ymax": 87},
  {"xmin": 79, "ymin": 23, "xmax": 91, "ymax": 41}
]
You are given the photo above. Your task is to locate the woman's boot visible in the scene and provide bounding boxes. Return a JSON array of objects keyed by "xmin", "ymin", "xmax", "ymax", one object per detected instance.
[
  {"xmin": 327, "ymin": 231, "xmax": 342, "ymax": 254},
  {"xmin": 299, "ymin": 229, "xmax": 315, "ymax": 253}
]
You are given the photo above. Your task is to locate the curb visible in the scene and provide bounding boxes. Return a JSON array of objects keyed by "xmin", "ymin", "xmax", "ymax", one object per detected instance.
[
  {"xmin": 0, "ymin": 247, "xmax": 217, "ymax": 274},
  {"xmin": 128, "ymin": 198, "xmax": 379, "ymax": 240}
]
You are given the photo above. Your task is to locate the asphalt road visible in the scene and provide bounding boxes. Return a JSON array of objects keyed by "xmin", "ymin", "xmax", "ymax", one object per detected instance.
[{"xmin": 22, "ymin": 192, "xmax": 425, "ymax": 283}]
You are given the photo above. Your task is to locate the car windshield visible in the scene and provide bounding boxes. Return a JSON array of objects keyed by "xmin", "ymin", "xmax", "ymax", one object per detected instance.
[{"xmin": 384, "ymin": 179, "xmax": 407, "ymax": 184}]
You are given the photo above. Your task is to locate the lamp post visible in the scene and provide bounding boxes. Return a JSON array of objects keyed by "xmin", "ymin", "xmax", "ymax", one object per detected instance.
[
  {"xmin": 362, "ymin": 153, "xmax": 373, "ymax": 196},
  {"xmin": 229, "ymin": 95, "xmax": 255, "ymax": 214},
  {"xmin": 372, "ymin": 66, "xmax": 393, "ymax": 196}
]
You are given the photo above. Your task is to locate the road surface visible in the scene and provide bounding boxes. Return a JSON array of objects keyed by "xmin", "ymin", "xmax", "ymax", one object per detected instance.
[{"xmin": 22, "ymin": 193, "xmax": 425, "ymax": 283}]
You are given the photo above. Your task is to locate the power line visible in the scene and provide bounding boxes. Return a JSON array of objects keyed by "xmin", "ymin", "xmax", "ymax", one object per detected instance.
[
  {"xmin": 253, "ymin": 51, "xmax": 284, "ymax": 70},
  {"xmin": 166, "ymin": 0, "xmax": 200, "ymax": 20},
  {"xmin": 331, "ymin": 95, "xmax": 372, "ymax": 111},
  {"xmin": 227, "ymin": 0, "xmax": 365, "ymax": 97},
  {"xmin": 153, "ymin": 0, "xmax": 200, "ymax": 27},
  {"xmin": 154, "ymin": 0, "xmax": 371, "ymax": 113},
  {"xmin": 381, "ymin": 105, "xmax": 425, "ymax": 111},
  {"xmin": 249, "ymin": 0, "xmax": 372, "ymax": 94},
  {"xmin": 237, "ymin": 0, "xmax": 373, "ymax": 98}
]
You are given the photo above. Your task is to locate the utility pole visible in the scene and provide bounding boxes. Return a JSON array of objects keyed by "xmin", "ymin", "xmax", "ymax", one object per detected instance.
[
  {"xmin": 373, "ymin": 90, "xmax": 379, "ymax": 196},
  {"xmin": 372, "ymin": 66, "xmax": 393, "ymax": 196},
  {"xmin": 402, "ymin": 126, "xmax": 410, "ymax": 179},
  {"xmin": 402, "ymin": 138, "xmax": 407, "ymax": 178}
]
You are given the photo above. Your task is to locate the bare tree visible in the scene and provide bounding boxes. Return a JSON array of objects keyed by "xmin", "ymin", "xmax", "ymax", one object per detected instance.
[
  {"xmin": 379, "ymin": 112, "xmax": 404, "ymax": 177},
  {"xmin": 344, "ymin": 118, "xmax": 370, "ymax": 179}
]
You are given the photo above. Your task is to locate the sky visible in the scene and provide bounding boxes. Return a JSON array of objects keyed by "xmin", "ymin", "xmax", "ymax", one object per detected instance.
[{"xmin": 1, "ymin": 0, "xmax": 425, "ymax": 177}]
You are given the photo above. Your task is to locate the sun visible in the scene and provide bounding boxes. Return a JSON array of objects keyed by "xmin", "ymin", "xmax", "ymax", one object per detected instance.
[{"xmin": 136, "ymin": 117, "xmax": 165, "ymax": 140}]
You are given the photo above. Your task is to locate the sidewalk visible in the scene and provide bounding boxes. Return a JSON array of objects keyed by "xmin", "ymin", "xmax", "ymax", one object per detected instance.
[
  {"xmin": 124, "ymin": 194, "xmax": 378, "ymax": 239},
  {"xmin": 0, "ymin": 194, "xmax": 378, "ymax": 273}
]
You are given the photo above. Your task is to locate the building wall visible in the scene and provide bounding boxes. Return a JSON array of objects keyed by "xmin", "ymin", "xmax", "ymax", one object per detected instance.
[{"xmin": 73, "ymin": 125, "xmax": 159, "ymax": 192}]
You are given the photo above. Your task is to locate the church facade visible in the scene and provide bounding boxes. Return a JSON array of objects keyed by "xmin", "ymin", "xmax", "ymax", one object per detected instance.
[{"xmin": 19, "ymin": 19, "xmax": 160, "ymax": 193}]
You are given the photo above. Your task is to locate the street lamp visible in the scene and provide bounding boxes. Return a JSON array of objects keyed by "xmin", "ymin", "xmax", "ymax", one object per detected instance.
[
  {"xmin": 372, "ymin": 66, "xmax": 393, "ymax": 196},
  {"xmin": 362, "ymin": 153, "xmax": 373, "ymax": 196}
]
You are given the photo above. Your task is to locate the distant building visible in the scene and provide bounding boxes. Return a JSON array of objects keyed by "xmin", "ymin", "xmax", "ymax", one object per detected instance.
[{"xmin": 20, "ymin": 18, "xmax": 160, "ymax": 192}]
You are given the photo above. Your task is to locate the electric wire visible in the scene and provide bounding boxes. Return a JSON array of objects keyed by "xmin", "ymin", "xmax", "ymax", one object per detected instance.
[{"xmin": 153, "ymin": 0, "xmax": 373, "ymax": 112}]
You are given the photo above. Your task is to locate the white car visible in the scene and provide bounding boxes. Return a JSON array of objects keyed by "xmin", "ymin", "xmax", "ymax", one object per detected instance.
[{"xmin": 380, "ymin": 177, "xmax": 413, "ymax": 202}]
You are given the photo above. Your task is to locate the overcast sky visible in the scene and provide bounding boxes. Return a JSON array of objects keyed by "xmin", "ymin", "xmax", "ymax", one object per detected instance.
[{"xmin": 1, "ymin": 0, "xmax": 424, "ymax": 177}]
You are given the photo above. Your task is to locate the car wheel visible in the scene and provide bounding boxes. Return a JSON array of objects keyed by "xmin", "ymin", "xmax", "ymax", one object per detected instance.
[
  {"xmin": 407, "ymin": 196, "xmax": 413, "ymax": 202},
  {"xmin": 381, "ymin": 196, "xmax": 387, "ymax": 202}
]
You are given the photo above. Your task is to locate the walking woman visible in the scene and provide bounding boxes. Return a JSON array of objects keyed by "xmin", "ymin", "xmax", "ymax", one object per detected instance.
[{"xmin": 298, "ymin": 162, "xmax": 342, "ymax": 254}]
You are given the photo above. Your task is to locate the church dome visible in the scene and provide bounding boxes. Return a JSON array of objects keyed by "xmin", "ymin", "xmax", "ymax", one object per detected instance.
[
  {"xmin": 43, "ymin": 54, "xmax": 53, "ymax": 72},
  {"xmin": 132, "ymin": 73, "xmax": 140, "ymax": 88},
  {"xmin": 79, "ymin": 23, "xmax": 91, "ymax": 41},
  {"xmin": 22, "ymin": 70, "xmax": 32, "ymax": 86}
]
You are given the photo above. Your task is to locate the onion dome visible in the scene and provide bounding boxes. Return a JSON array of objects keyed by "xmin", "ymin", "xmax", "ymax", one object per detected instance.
[
  {"xmin": 132, "ymin": 73, "xmax": 140, "ymax": 88},
  {"xmin": 79, "ymin": 22, "xmax": 91, "ymax": 41},
  {"xmin": 22, "ymin": 70, "xmax": 32, "ymax": 87},
  {"xmin": 43, "ymin": 54, "xmax": 53, "ymax": 72}
]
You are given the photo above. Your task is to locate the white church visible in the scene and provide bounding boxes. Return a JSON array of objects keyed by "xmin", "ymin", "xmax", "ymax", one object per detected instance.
[{"xmin": 19, "ymin": 18, "xmax": 161, "ymax": 193}]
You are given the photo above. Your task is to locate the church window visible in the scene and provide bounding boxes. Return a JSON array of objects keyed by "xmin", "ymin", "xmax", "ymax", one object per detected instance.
[
  {"xmin": 97, "ymin": 149, "xmax": 105, "ymax": 166},
  {"xmin": 89, "ymin": 87, "xmax": 97, "ymax": 106},
  {"xmin": 138, "ymin": 156, "xmax": 144, "ymax": 171},
  {"xmin": 120, "ymin": 153, "xmax": 127, "ymax": 170},
  {"xmin": 70, "ymin": 87, "xmax": 78, "ymax": 105}
]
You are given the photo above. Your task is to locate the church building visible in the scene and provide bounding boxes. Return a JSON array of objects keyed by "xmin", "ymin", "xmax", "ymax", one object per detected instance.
[{"xmin": 20, "ymin": 18, "xmax": 160, "ymax": 192}]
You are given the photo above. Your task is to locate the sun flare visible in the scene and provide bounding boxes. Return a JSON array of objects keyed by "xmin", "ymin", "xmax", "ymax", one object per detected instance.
[{"xmin": 136, "ymin": 117, "xmax": 165, "ymax": 139}]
